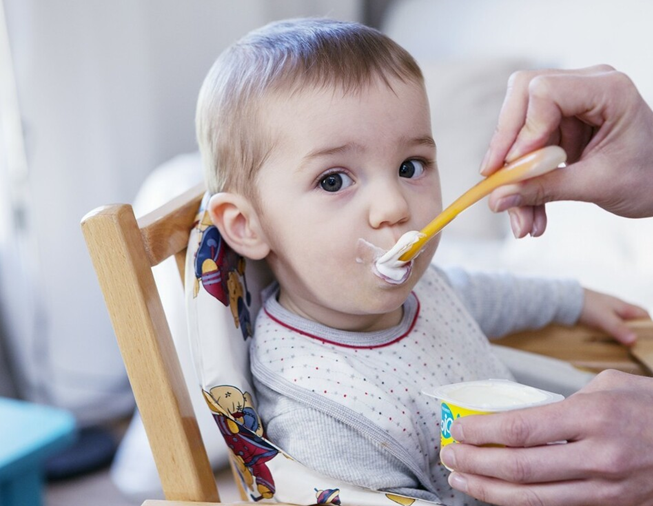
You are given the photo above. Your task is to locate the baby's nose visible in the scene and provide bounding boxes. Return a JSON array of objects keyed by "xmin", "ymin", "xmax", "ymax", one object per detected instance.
[{"xmin": 368, "ymin": 184, "xmax": 410, "ymax": 229}]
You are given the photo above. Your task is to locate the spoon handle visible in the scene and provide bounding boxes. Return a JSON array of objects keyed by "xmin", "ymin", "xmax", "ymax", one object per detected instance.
[{"xmin": 399, "ymin": 146, "xmax": 567, "ymax": 262}]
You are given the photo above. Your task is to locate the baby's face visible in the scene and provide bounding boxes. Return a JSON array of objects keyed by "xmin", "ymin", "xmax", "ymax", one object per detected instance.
[{"xmin": 254, "ymin": 77, "xmax": 442, "ymax": 332}]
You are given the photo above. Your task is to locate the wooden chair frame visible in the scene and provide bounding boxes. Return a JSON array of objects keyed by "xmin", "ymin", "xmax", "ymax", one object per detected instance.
[
  {"xmin": 81, "ymin": 184, "xmax": 653, "ymax": 506},
  {"xmin": 82, "ymin": 183, "xmax": 220, "ymax": 504}
]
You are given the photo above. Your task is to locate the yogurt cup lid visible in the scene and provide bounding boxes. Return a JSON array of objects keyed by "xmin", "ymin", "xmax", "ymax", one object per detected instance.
[{"xmin": 423, "ymin": 379, "xmax": 564, "ymax": 412}]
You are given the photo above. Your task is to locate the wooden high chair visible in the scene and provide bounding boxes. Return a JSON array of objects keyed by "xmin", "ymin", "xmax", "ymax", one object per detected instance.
[
  {"xmin": 81, "ymin": 184, "xmax": 653, "ymax": 506},
  {"xmin": 81, "ymin": 183, "xmax": 258, "ymax": 506}
]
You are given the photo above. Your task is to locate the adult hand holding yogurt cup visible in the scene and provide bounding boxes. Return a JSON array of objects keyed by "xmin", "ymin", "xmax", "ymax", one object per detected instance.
[
  {"xmin": 425, "ymin": 379, "xmax": 564, "ymax": 470},
  {"xmin": 440, "ymin": 371, "xmax": 653, "ymax": 506},
  {"xmin": 427, "ymin": 380, "xmax": 563, "ymax": 452}
]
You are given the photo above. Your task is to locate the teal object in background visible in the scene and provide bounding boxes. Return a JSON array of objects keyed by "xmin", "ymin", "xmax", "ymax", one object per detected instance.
[{"xmin": 0, "ymin": 397, "xmax": 76, "ymax": 506}]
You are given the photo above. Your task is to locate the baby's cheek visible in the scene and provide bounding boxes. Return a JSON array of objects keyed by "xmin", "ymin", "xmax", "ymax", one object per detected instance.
[
  {"xmin": 412, "ymin": 246, "xmax": 436, "ymax": 278},
  {"xmin": 355, "ymin": 238, "xmax": 384, "ymax": 264}
]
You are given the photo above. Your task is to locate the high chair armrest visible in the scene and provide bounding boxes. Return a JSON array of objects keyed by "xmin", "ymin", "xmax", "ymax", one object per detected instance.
[
  {"xmin": 495, "ymin": 318, "xmax": 653, "ymax": 376},
  {"xmin": 631, "ymin": 319, "xmax": 653, "ymax": 374}
]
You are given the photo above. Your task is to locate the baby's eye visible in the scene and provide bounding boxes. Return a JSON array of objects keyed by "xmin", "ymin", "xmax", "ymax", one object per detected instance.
[
  {"xmin": 399, "ymin": 159, "xmax": 425, "ymax": 179},
  {"xmin": 319, "ymin": 172, "xmax": 354, "ymax": 192}
]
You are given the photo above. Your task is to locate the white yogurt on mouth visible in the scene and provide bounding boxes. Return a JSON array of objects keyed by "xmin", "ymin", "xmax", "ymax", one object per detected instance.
[{"xmin": 372, "ymin": 230, "xmax": 424, "ymax": 285}]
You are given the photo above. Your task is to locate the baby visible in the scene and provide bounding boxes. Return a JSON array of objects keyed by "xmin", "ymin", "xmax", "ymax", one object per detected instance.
[{"xmin": 196, "ymin": 18, "xmax": 648, "ymax": 505}]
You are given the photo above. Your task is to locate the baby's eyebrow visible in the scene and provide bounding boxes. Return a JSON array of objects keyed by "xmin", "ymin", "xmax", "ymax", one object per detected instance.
[
  {"xmin": 302, "ymin": 142, "xmax": 364, "ymax": 162},
  {"xmin": 301, "ymin": 136, "xmax": 436, "ymax": 165},
  {"xmin": 401, "ymin": 135, "xmax": 436, "ymax": 149}
]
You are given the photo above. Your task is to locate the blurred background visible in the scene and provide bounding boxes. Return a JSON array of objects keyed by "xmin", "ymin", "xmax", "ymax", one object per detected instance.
[{"xmin": 0, "ymin": 0, "xmax": 651, "ymax": 504}]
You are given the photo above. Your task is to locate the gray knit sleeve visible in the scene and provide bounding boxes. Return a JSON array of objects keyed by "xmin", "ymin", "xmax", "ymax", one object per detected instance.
[
  {"xmin": 252, "ymin": 379, "xmax": 441, "ymax": 502},
  {"xmin": 441, "ymin": 267, "xmax": 584, "ymax": 339}
]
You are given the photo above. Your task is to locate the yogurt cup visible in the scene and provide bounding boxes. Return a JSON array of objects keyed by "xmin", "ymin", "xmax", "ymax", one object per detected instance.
[{"xmin": 424, "ymin": 379, "xmax": 564, "ymax": 453}]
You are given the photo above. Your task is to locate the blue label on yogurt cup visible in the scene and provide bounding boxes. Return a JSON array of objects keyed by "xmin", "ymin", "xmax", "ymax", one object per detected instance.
[{"xmin": 441, "ymin": 402, "xmax": 454, "ymax": 439}]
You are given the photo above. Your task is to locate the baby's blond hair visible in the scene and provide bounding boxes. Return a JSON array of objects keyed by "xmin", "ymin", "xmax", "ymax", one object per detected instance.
[{"xmin": 196, "ymin": 18, "xmax": 423, "ymax": 198}]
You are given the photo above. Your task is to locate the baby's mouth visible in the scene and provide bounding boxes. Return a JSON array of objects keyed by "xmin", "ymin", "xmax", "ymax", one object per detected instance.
[
  {"xmin": 356, "ymin": 231, "xmax": 424, "ymax": 285},
  {"xmin": 373, "ymin": 260, "xmax": 413, "ymax": 285}
]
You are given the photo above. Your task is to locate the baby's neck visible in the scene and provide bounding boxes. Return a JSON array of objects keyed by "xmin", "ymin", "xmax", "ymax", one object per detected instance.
[{"xmin": 277, "ymin": 288, "xmax": 404, "ymax": 333}]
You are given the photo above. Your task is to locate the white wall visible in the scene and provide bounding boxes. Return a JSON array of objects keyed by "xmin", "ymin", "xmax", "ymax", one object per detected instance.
[{"xmin": 385, "ymin": 0, "xmax": 653, "ymax": 103}]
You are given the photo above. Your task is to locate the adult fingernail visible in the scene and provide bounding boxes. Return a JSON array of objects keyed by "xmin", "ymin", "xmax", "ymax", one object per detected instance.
[
  {"xmin": 623, "ymin": 332, "xmax": 637, "ymax": 345},
  {"xmin": 479, "ymin": 149, "xmax": 492, "ymax": 174},
  {"xmin": 506, "ymin": 143, "xmax": 524, "ymax": 162},
  {"xmin": 509, "ymin": 211, "xmax": 522, "ymax": 238},
  {"xmin": 440, "ymin": 445, "xmax": 457, "ymax": 469},
  {"xmin": 449, "ymin": 472, "xmax": 468, "ymax": 492},
  {"xmin": 530, "ymin": 219, "xmax": 542, "ymax": 237},
  {"xmin": 494, "ymin": 194, "xmax": 522, "ymax": 212},
  {"xmin": 451, "ymin": 421, "xmax": 465, "ymax": 442}
]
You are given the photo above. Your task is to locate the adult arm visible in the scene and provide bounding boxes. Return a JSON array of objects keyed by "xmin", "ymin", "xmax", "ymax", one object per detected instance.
[{"xmin": 481, "ymin": 66, "xmax": 653, "ymax": 237}]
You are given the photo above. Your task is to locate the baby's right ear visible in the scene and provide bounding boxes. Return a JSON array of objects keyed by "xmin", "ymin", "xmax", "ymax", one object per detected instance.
[{"xmin": 207, "ymin": 193, "xmax": 270, "ymax": 260}]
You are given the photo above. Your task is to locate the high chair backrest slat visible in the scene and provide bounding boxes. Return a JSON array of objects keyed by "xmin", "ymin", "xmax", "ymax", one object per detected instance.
[
  {"xmin": 81, "ymin": 185, "xmax": 219, "ymax": 503},
  {"xmin": 137, "ymin": 183, "xmax": 205, "ymax": 270}
]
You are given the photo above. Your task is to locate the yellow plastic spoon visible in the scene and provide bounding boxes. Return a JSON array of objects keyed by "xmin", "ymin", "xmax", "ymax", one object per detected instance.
[{"xmin": 398, "ymin": 145, "xmax": 567, "ymax": 262}]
